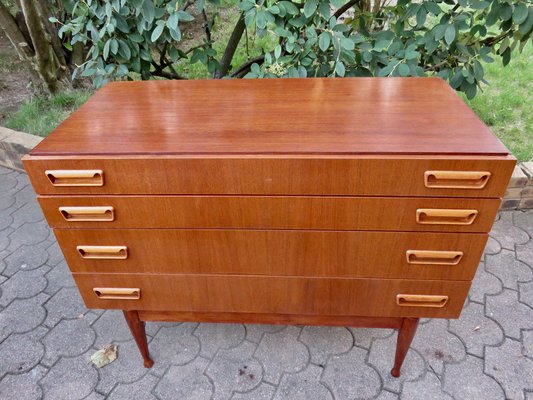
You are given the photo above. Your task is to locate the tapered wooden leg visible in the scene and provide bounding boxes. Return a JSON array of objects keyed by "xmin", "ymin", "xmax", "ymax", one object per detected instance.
[
  {"xmin": 391, "ymin": 317, "xmax": 419, "ymax": 377},
  {"xmin": 123, "ymin": 310, "xmax": 154, "ymax": 368}
]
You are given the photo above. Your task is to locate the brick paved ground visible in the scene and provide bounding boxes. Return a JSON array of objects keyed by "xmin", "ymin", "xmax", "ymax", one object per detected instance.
[{"xmin": 1, "ymin": 165, "xmax": 532, "ymax": 400}]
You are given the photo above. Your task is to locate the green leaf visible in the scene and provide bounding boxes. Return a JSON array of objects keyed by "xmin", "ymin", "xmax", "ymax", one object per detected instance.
[
  {"xmin": 513, "ymin": 4, "xmax": 528, "ymax": 25},
  {"xmin": 318, "ymin": 31, "xmax": 331, "ymax": 51},
  {"xmin": 256, "ymin": 10, "xmax": 267, "ymax": 29},
  {"xmin": 177, "ymin": 11, "xmax": 195, "ymax": 22},
  {"xmin": 416, "ymin": 7, "xmax": 427, "ymax": 27},
  {"xmin": 274, "ymin": 44, "xmax": 282, "ymax": 59},
  {"xmin": 110, "ymin": 39, "xmax": 119, "ymax": 54},
  {"xmin": 398, "ymin": 63, "xmax": 410, "ymax": 76},
  {"xmin": 103, "ymin": 40, "xmax": 111, "ymax": 60},
  {"xmin": 167, "ymin": 13, "xmax": 179, "ymax": 30},
  {"xmin": 335, "ymin": 61, "xmax": 345, "ymax": 76},
  {"xmin": 444, "ymin": 24, "xmax": 456, "ymax": 45},
  {"xmin": 425, "ymin": 2, "xmax": 441, "ymax": 15},
  {"xmin": 303, "ymin": 0, "xmax": 318, "ymax": 18},
  {"xmin": 519, "ymin": 8, "xmax": 533, "ymax": 35},
  {"xmin": 151, "ymin": 23, "xmax": 164, "ymax": 41},
  {"xmin": 331, "ymin": 0, "xmax": 344, "ymax": 8},
  {"xmin": 501, "ymin": 47, "xmax": 511, "ymax": 66},
  {"xmin": 142, "ymin": 0, "xmax": 155, "ymax": 24}
]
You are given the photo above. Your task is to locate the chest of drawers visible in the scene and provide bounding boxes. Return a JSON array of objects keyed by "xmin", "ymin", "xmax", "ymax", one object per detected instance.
[{"xmin": 23, "ymin": 77, "xmax": 515, "ymax": 376}]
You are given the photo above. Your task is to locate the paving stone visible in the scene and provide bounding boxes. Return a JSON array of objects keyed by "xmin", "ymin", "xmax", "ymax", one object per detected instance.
[
  {"xmin": 486, "ymin": 249, "xmax": 533, "ymax": 290},
  {"xmin": 490, "ymin": 213, "xmax": 530, "ymax": 250},
  {"xmin": 206, "ymin": 341, "xmax": 263, "ymax": 400},
  {"xmin": 348, "ymin": 327, "xmax": 396, "ymax": 349},
  {"xmin": 322, "ymin": 346, "xmax": 381, "ymax": 399},
  {"xmin": 0, "ymin": 327, "xmax": 46, "ymax": 378},
  {"xmin": 44, "ymin": 286, "xmax": 88, "ymax": 328},
  {"xmin": 93, "ymin": 310, "xmax": 133, "ymax": 347},
  {"xmin": 270, "ymin": 364, "xmax": 331, "ymax": 400},
  {"xmin": 107, "ymin": 373, "xmax": 159, "ymax": 400},
  {"xmin": 484, "ymin": 236, "xmax": 502, "ymax": 255},
  {"xmin": 0, "ymin": 191, "xmax": 16, "ymax": 210},
  {"xmin": 42, "ymin": 318, "xmax": 96, "ymax": 366},
  {"xmin": 485, "ymin": 338, "xmax": 533, "ymax": 400},
  {"xmin": 7, "ymin": 221, "xmax": 50, "ymax": 249},
  {"xmin": 148, "ymin": 323, "xmax": 201, "ymax": 376},
  {"xmin": 13, "ymin": 185, "xmax": 37, "ymax": 209},
  {"xmin": 401, "ymin": 370, "xmax": 451, "ymax": 400},
  {"xmin": 0, "ymin": 209, "xmax": 14, "ymax": 230},
  {"xmin": 515, "ymin": 210, "xmax": 533, "ymax": 236},
  {"xmin": 0, "ymin": 171, "xmax": 17, "ymax": 190},
  {"xmin": 154, "ymin": 357, "xmax": 213, "ymax": 400},
  {"xmin": 523, "ymin": 330, "xmax": 533, "ymax": 358},
  {"xmin": 0, "ymin": 226, "xmax": 12, "ymax": 251},
  {"xmin": 95, "ymin": 339, "xmax": 150, "ymax": 395},
  {"xmin": 40, "ymin": 351, "xmax": 99, "ymax": 400},
  {"xmin": 0, "ymin": 364, "xmax": 47, "ymax": 400},
  {"xmin": 376, "ymin": 391, "xmax": 400, "ymax": 400},
  {"xmin": 469, "ymin": 262, "xmax": 503, "ymax": 303},
  {"xmin": 367, "ymin": 332, "xmax": 426, "ymax": 393},
  {"xmin": 517, "ymin": 240, "xmax": 533, "ymax": 268},
  {"xmin": 0, "ymin": 293, "xmax": 48, "ymax": 342},
  {"xmin": 2, "ymin": 240, "xmax": 50, "ymax": 277},
  {"xmin": 83, "ymin": 393, "xmax": 105, "ymax": 400},
  {"xmin": 486, "ymin": 289, "xmax": 533, "ymax": 340},
  {"xmin": 44, "ymin": 260, "xmax": 76, "ymax": 295},
  {"xmin": 145, "ymin": 321, "xmax": 182, "ymax": 337},
  {"xmin": 45, "ymin": 240, "xmax": 65, "ymax": 267},
  {"xmin": 195, "ymin": 323, "xmax": 246, "ymax": 358},
  {"xmin": 299, "ymin": 326, "xmax": 353, "ymax": 365},
  {"xmin": 0, "ymin": 268, "xmax": 48, "ymax": 307},
  {"xmin": 412, "ymin": 319, "xmax": 466, "ymax": 374},
  {"xmin": 443, "ymin": 355, "xmax": 504, "ymax": 400},
  {"xmin": 231, "ymin": 383, "xmax": 276, "ymax": 400},
  {"xmin": 254, "ymin": 326, "xmax": 310, "ymax": 385},
  {"xmin": 245, "ymin": 324, "xmax": 286, "ymax": 343},
  {"xmin": 10, "ymin": 201, "xmax": 45, "ymax": 229},
  {"xmin": 448, "ymin": 301, "xmax": 504, "ymax": 357}
]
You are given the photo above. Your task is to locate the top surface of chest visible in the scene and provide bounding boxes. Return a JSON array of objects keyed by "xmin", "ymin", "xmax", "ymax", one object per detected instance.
[{"xmin": 30, "ymin": 77, "xmax": 509, "ymax": 157}]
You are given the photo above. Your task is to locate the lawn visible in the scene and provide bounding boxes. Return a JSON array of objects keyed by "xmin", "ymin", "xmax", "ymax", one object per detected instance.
[{"xmin": 465, "ymin": 43, "xmax": 533, "ymax": 162}]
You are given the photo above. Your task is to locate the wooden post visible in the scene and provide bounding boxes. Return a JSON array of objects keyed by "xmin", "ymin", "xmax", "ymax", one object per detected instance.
[
  {"xmin": 123, "ymin": 310, "xmax": 154, "ymax": 368},
  {"xmin": 391, "ymin": 317, "xmax": 419, "ymax": 377}
]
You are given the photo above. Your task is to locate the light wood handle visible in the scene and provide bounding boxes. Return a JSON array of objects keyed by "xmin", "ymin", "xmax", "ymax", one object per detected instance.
[
  {"xmin": 406, "ymin": 250, "xmax": 463, "ymax": 265},
  {"xmin": 77, "ymin": 246, "xmax": 128, "ymax": 259},
  {"xmin": 59, "ymin": 206, "xmax": 114, "ymax": 222},
  {"xmin": 424, "ymin": 171, "xmax": 491, "ymax": 189},
  {"xmin": 396, "ymin": 294, "xmax": 449, "ymax": 308},
  {"xmin": 93, "ymin": 287, "xmax": 140, "ymax": 300},
  {"xmin": 45, "ymin": 170, "xmax": 104, "ymax": 186},
  {"xmin": 416, "ymin": 208, "xmax": 478, "ymax": 225}
]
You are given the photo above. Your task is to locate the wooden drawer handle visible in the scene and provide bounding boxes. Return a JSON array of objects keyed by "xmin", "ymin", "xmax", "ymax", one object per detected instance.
[
  {"xmin": 59, "ymin": 206, "xmax": 114, "ymax": 222},
  {"xmin": 406, "ymin": 250, "xmax": 463, "ymax": 265},
  {"xmin": 77, "ymin": 245, "xmax": 128, "ymax": 259},
  {"xmin": 45, "ymin": 169, "xmax": 104, "ymax": 186},
  {"xmin": 424, "ymin": 171, "xmax": 490, "ymax": 189},
  {"xmin": 396, "ymin": 294, "xmax": 448, "ymax": 308},
  {"xmin": 93, "ymin": 287, "xmax": 140, "ymax": 300},
  {"xmin": 416, "ymin": 208, "xmax": 478, "ymax": 225}
]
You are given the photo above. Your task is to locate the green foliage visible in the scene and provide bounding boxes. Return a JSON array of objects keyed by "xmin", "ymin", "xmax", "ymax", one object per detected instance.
[{"xmin": 58, "ymin": 0, "xmax": 533, "ymax": 98}]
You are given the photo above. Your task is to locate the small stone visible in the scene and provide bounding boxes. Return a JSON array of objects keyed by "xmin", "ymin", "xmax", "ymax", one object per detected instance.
[
  {"xmin": 485, "ymin": 338, "xmax": 533, "ymax": 400},
  {"xmin": 154, "ymin": 357, "xmax": 213, "ymax": 400},
  {"xmin": 299, "ymin": 325, "xmax": 353, "ymax": 365},
  {"xmin": 254, "ymin": 326, "xmax": 309, "ymax": 385},
  {"xmin": 443, "ymin": 355, "xmax": 504, "ymax": 400},
  {"xmin": 322, "ymin": 347, "xmax": 381, "ymax": 399}
]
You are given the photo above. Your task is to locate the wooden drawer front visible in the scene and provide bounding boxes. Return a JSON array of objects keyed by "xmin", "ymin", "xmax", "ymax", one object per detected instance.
[
  {"xmin": 73, "ymin": 274, "xmax": 470, "ymax": 319},
  {"xmin": 24, "ymin": 156, "xmax": 514, "ymax": 197},
  {"xmin": 40, "ymin": 196, "xmax": 501, "ymax": 233},
  {"xmin": 56, "ymin": 229, "xmax": 486, "ymax": 280}
]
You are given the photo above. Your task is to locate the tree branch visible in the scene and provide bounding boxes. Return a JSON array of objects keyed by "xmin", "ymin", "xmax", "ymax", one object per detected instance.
[
  {"xmin": 334, "ymin": 0, "xmax": 360, "ymax": 19},
  {"xmin": 0, "ymin": 1, "xmax": 34, "ymax": 60},
  {"xmin": 230, "ymin": 54, "xmax": 265, "ymax": 78},
  {"xmin": 150, "ymin": 61, "xmax": 186, "ymax": 80},
  {"xmin": 202, "ymin": 9, "xmax": 212, "ymax": 43},
  {"xmin": 214, "ymin": 12, "xmax": 245, "ymax": 78}
]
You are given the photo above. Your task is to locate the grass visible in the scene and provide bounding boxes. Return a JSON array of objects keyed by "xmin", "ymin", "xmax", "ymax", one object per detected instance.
[
  {"xmin": 5, "ymin": 90, "xmax": 92, "ymax": 137},
  {"xmin": 465, "ymin": 43, "xmax": 533, "ymax": 161}
]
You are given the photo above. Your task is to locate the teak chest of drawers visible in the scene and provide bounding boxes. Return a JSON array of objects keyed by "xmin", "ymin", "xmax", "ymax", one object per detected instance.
[{"xmin": 23, "ymin": 77, "xmax": 515, "ymax": 377}]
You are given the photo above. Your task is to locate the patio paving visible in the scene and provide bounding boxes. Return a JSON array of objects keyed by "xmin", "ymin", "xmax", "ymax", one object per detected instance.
[{"xmin": 0, "ymin": 164, "xmax": 532, "ymax": 400}]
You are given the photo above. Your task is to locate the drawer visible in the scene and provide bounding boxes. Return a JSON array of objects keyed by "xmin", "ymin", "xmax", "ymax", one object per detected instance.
[
  {"xmin": 72, "ymin": 273, "xmax": 471, "ymax": 319},
  {"xmin": 24, "ymin": 156, "xmax": 514, "ymax": 197},
  {"xmin": 40, "ymin": 196, "xmax": 501, "ymax": 232},
  {"xmin": 56, "ymin": 229, "xmax": 486, "ymax": 280}
]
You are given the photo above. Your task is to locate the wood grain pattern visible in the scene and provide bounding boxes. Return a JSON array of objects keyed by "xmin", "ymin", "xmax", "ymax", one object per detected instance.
[
  {"xmin": 29, "ymin": 78, "xmax": 509, "ymax": 156},
  {"xmin": 40, "ymin": 195, "xmax": 501, "ymax": 232},
  {"xmin": 72, "ymin": 273, "xmax": 471, "ymax": 318},
  {"xmin": 137, "ymin": 310, "xmax": 403, "ymax": 328},
  {"xmin": 55, "ymin": 229, "xmax": 487, "ymax": 280},
  {"xmin": 24, "ymin": 155, "xmax": 515, "ymax": 197}
]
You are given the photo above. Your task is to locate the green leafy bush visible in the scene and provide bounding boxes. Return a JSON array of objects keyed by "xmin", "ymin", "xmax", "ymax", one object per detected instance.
[{"xmin": 59, "ymin": 0, "xmax": 533, "ymax": 98}]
